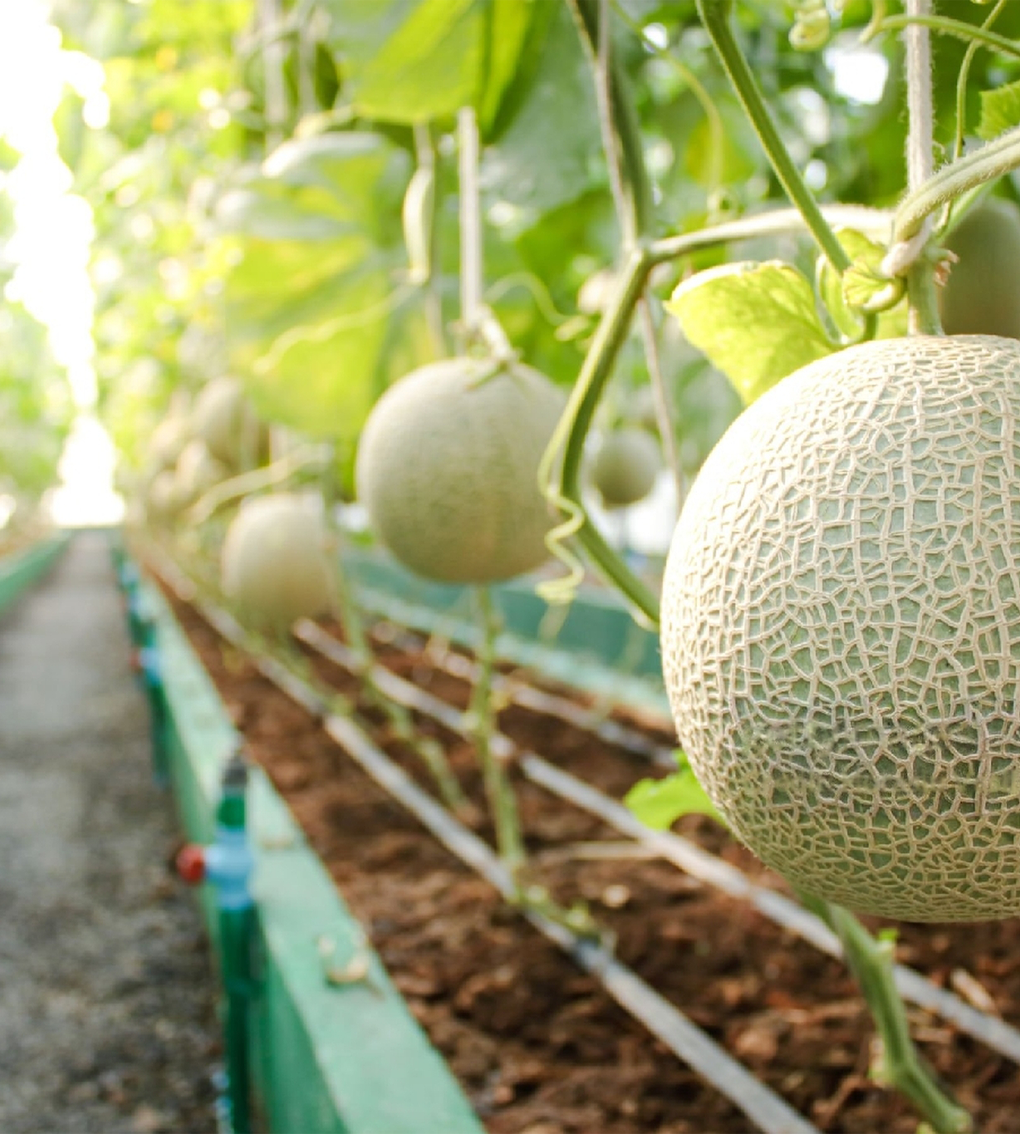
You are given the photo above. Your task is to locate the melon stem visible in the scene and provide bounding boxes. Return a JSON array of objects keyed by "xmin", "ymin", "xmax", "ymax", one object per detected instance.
[
  {"xmin": 411, "ymin": 122, "xmax": 447, "ymax": 359},
  {"xmin": 799, "ymin": 893, "xmax": 972, "ymax": 1134},
  {"xmin": 320, "ymin": 469, "xmax": 469, "ymax": 813},
  {"xmin": 694, "ymin": 0, "xmax": 850, "ymax": 276},
  {"xmin": 903, "ymin": 0, "xmax": 943, "ymax": 337},
  {"xmin": 470, "ymin": 585, "xmax": 525, "ymax": 873}
]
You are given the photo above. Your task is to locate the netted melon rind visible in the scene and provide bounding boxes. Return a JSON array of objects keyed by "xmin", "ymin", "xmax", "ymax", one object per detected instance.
[
  {"xmin": 355, "ymin": 357, "xmax": 565, "ymax": 585},
  {"xmin": 661, "ymin": 334, "xmax": 1020, "ymax": 922}
]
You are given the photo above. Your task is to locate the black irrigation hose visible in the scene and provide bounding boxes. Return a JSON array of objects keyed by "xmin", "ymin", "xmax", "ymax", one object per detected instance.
[
  {"xmin": 151, "ymin": 561, "xmax": 821, "ymax": 1134},
  {"xmin": 292, "ymin": 620, "xmax": 1020, "ymax": 1069}
]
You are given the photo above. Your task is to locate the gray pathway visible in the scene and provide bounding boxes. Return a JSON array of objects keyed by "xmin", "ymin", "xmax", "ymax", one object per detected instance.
[{"xmin": 0, "ymin": 531, "xmax": 218, "ymax": 1134}]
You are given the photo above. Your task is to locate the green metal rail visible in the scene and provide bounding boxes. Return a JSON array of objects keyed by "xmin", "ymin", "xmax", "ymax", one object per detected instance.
[
  {"xmin": 344, "ymin": 547, "xmax": 670, "ymax": 718},
  {"xmin": 0, "ymin": 534, "xmax": 69, "ymax": 616}
]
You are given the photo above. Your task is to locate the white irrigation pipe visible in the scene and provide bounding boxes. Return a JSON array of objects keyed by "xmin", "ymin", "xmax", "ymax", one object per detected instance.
[
  {"xmin": 321, "ymin": 619, "xmax": 676, "ymax": 766},
  {"xmin": 292, "ymin": 619, "xmax": 1020, "ymax": 1067}
]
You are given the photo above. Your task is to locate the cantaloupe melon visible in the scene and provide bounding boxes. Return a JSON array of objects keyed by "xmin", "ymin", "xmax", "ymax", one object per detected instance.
[
  {"xmin": 192, "ymin": 376, "xmax": 265, "ymax": 469},
  {"xmin": 220, "ymin": 493, "xmax": 332, "ymax": 626},
  {"xmin": 660, "ymin": 334, "xmax": 1020, "ymax": 922},
  {"xmin": 591, "ymin": 428, "xmax": 661, "ymax": 509},
  {"xmin": 355, "ymin": 357, "xmax": 565, "ymax": 585},
  {"xmin": 940, "ymin": 198, "xmax": 1020, "ymax": 339}
]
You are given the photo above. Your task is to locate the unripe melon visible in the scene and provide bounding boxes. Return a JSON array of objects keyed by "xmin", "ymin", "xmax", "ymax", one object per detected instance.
[
  {"xmin": 192, "ymin": 376, "xmax": 265, "ymax": 469},
  {"xmin": 355, "ymin": 357, "xmax": 565, "ymax": 585},
  {"xmin": 174, "ymin": 440, "xmax": 229, "ymax": 505},
  {"xmin": 940, "ymin": 198, "xmax": 1020, "ymax": 339},
  {"xmin": 661, "ymin": 335, "xmax": 1020, "ymax": 922},
  {"xmin": 220, "ymin": 493, "xmax": 332, "ymax": 626},
  {"xmin": 151, "ymin": 415, "xmax": 191, "ymax": 471},
  {"xmin": 591, "ymin": 428, "xmax": 661, "ymax": 509}
]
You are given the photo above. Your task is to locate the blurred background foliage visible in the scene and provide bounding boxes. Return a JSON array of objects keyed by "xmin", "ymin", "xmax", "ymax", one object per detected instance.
[{"xmin": 36, "ymin": 0, "xmax": 1020, "ymax": 489}]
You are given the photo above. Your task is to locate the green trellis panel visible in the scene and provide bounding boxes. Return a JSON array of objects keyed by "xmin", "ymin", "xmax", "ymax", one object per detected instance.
[
  {"xmin": 343, "ymin": 546, "xmax": 670, "ymax": 717},
  {"xmin": 147, "ymin": 581, "xmax": 485, "ymax": 1134},
  {"xmin": 0, "ymin": 535, "xmax": 69, "ymax": 616}
]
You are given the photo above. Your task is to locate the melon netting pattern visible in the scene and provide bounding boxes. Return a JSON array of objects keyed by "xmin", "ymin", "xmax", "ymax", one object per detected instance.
[{"xmin": 661, "ymin": 335, "xmax": 1020, "ymax": 921}]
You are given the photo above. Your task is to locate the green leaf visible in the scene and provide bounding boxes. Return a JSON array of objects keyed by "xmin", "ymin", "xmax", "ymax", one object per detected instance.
[
  {"xmin": 624, "ymin": 763, "xmax": 724, "ymax": 829},
  {"xmin": 978, "ymin": 79, "xmax": 1020, "ymax": 142},
  {"xmin": 665, "ymin": 261, "xmax": 836, "ymax": 404},
  {"xmin": 818, "ymin": 228, "xmax": 908, "ymax": 337},
  {"xmin": 218, "ymin": 131, "xmax": 435, "ymax": 441},
  {"xmin": 333, "ymin": 0, "xmax": 536, "ymax": 130},
  {"xmin": 481, "ymin": 3, "xmax": 602, "ymax": 213}
]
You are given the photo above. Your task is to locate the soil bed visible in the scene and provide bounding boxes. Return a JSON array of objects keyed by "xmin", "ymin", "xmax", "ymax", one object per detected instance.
[{"xmin": 161, "ymin": 580, "xmax": 1020, "ymax": 1134}]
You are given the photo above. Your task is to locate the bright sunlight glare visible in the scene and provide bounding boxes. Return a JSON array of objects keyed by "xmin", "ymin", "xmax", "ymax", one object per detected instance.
[{"xmin": 0, "ymin": 0, "xmax": 123, "ymax": 527}]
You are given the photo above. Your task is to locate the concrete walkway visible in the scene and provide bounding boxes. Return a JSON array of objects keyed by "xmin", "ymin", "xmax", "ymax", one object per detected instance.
[{"xmin": 0, "ymin": 530, "xmax": 218, "ymax": 1134}]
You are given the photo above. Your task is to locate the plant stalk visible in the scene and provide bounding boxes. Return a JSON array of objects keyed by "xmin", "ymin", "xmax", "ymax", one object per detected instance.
[
  {"xmin": 257, "ymin": 0, "xmax": 288, "ymax": 150},
  {"xmin": 865, "ymin": 12, "xmax": 1020, "ymax": 60},
  {"xmin": 637, "ymin": 294, "xmax": 684, "ymax": 503},
  {"xmin": 695, "ymin": 0, "xmax": 850, "ymax": 274},
  {"xmin": 320, "ymin": 462, "xmax": 468, "ymax": 812},
  {"xmin": 412, "ymin": 122, "xmax": 447, "ymax": 358},
  {"xmin": 894, "ymin": 125, "xmax": 1020, "ymax": 242},
  {"xmin": 457, "ymin": 106, "xmax": 484, "ymax": 335},
  {"xmin": 456, "ymin": 106, "xmax": 514, "ymax": 360},
  {"xmin": 798, "ymin": 894, "xmax": 971, "ymax": 1134},
  {"xmin": 470, "ymin": 586, "xmax": 525, "ymax": 872},
  {"xmin": 539, "ymin": 247, "xmax": 661, "ymax": 625},
  {"xmin": 903, "ymin": 0, "xmax": 942, "ymax": 335}
]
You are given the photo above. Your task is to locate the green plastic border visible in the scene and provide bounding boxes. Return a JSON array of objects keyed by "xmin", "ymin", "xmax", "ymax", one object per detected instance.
[
  {"xmin": 344, "ymin": 547, "xmax": 670, "ymax": 717},
  {"xmin": 0, "ymin": 534, "xmax": 69, "ymax": 616},
  {"xmin": 147, "ymin": 581, "xmax": 484, "ymax": 1134}
]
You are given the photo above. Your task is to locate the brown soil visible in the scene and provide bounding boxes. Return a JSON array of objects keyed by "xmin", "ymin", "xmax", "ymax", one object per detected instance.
[{"xmin": 160, "ymin": 581, "xmax": 1020, "ymax": 1134}]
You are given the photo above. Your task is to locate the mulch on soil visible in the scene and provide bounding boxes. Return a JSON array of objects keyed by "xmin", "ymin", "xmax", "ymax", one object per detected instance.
[{"xmin": 163, "ymin": 582, "xmax": 1020, "ymax": 1134}]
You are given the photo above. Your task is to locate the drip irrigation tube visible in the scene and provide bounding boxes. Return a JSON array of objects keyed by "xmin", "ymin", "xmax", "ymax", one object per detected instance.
[
  {"xmin": 156, "ymin": 564, "xmax": 822, "ymax": 1134},
  {"xmin": 367, "ymin": 621, "xmax": 676, "ymax": 767},
  {"xmin": 292, "ymin": 621, "xmax": 1020, "ymax": 1068}
]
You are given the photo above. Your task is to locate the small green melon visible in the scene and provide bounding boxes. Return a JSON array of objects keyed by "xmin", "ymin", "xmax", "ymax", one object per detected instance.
[
  {"xmin": 661, "ymin": 334, "xmax": 1020, "ymax": 922},
  {"xmin": 355, "ymin": 356, "xmax": 565, "ymax": 585},
  {"xmin": 591, "ymin": 428, "xmax": 661, "ymax": 509},
  {"xmin": 174, "ymin": 440, "xmax": 229, "ymax": 505},
  {"xmin": 940, "ymin": 198, "xmax": 1020, "ymax": 339},
  {"xmin": 192, "ymin": 376, "xmax": 265, "ymax": 469},
  {"xmin": 220, "ymin": 493, "xmax": 332, "ymax": 626}
]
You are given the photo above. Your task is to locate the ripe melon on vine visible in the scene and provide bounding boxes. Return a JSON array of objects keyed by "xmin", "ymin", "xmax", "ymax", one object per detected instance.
[
  {"xmin": 220, "ymin": 493, "xmax": 332, "ymax": 627},
  {"xmin": 591, "ymin": 428, "xmax": 661, "ymax": 509},
  {"xmin": 940, "ymin": 198, "xmax": 1020, "ymax": 339},
  {"xmin": 660, "ymin": 334, "xmax": 1020, "ymax": 922},
  {"xmin": 355, "ymin": 356, "xmax": 565, "ymax": 585}
]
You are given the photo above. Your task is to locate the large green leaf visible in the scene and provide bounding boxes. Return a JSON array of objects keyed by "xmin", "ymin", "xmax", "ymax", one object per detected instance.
[
  {"xmin": 0, "ymin": 303, "xmax": 72, "ymax": 496},
  {"xmin": 218, "ymin": 131, "xmax": 435, "ymax": 440},
  {"xmin": 480, "ymin": 2, "xmax": 603, "ymax": 214},
  {"xmin": 665, "ymin": 260, "xmax": 837, "ymax": 404},
  {"xmin": 978, "ymin": 80, "xmax": 1020, "ymax": 142},
  {"xmin": 326, "ymin": 0, "xmax": 537, "ymax": 131}
]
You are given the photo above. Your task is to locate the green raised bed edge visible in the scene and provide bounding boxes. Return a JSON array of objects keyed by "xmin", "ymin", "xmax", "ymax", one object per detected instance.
[
  {"xmin": 146, "ymin": 579, "xmax": 485, "ymax": 1134},
  {"xmin": 0, "ymin": 534, "xmax": 70, "ymax": 615},
  {"xmin": 344, "ymin": 547, "xmax": 670, "ymax": 718}
]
